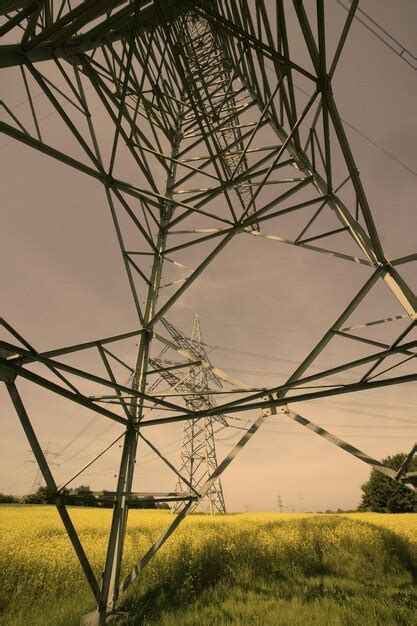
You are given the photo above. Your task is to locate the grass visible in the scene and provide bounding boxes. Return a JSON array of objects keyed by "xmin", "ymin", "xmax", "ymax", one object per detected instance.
[{"xmin": 0, "ymin": 507, "xmax": 416, "ymax": 625}]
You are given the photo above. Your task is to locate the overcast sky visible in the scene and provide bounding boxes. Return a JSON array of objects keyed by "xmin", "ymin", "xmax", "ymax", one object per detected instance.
[{"xmin": 1, "ymin": 0, "xmax": 416, "ymax": 513}]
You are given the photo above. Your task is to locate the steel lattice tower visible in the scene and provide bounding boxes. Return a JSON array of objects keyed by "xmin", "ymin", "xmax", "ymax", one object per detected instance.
[
  {"xmin": 1, "ymin": 2, "xmax": 416, "ymax": 624},
  {"xmin": 151, "ymin": 315, "xmax": 227, "ymax": 514},
  {"xmin": 27, "ymin": 442, "xmax": 60, "ymax": 493}
]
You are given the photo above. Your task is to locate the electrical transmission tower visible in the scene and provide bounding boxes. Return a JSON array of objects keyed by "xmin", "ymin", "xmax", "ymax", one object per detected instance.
[
  {"xmin": 1, "ymin": 2, "xmax": 416, "ymax": 624},
  {"xmin": 30, "ymin": 467, "xmax": 43, "ymax": 494},
  {"xmin": 27, "ymin": 442, "xmax": 60, "ymax": 493},
  {"xmin": 151, "ymin": 315, "xmax": 227, "ymax": 514},
  {"xmin": 277, "ymin": 492, "xmax": 284, "ymax": 513}
]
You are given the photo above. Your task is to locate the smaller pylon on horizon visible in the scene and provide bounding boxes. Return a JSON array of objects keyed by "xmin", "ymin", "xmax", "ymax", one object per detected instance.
[
  {"xmin": 150, "ymin": 315, "xmax": 227, "ymax": 514},
  {"xmin": 26, "ymin": 442, "xmax": 60, "ymax": 493}
]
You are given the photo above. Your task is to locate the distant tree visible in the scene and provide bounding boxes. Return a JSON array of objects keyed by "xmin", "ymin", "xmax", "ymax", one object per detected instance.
[
  {"xmin": 359, "ymin": 452, "xmax": 417, "ymax": 513},
  {"xmin": 0, "ymin": 493, "xmax": 17, "ymax": 504},
  {"xmin": 72, "ymin": 484, "xmax": 96, "ymax": 506},
  {"xmin": 20, "ymin": 486, "xmax": 54, "ymax": 504},
  {"xmin": 100, "ymin": 490, "xmax": 115, "ymax": 508},
  {"xmin": 16, "ymin": 485, "xmax": 171, "ymax": 509},
  {"xmin": 156, "ymin": 502, "xmax": 170, "ymax": 510},
  {"xmin": 74, "ymin": 484, "xmax": 93, "ymax": 496},
  {"xmin": 130, "ymin": 495, "xmax": 157, "ymax": 509}
]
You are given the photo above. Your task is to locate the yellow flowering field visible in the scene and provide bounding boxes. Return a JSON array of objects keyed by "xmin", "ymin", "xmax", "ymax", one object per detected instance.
[
  {"xmin": 0, "ymin": 507, "xmax": 415, "ymax": 625},
  {"xmin": 343, "ymin": 512, "xmax": 416, "ymax": 543}
]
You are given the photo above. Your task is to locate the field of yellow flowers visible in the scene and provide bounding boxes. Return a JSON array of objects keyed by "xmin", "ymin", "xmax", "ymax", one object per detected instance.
[{"xmin": 0, "ymin": 507, "xmax": 416, "ymax": 625}]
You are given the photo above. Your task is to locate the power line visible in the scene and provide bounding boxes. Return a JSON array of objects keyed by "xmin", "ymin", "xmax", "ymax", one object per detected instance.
[
  {"xmin": 26, "ymin": 442, "xmax": 60, "ymax": 492},
  {"xmin": 307, "ymin": 403, "xmax": 417, "ymax": 423},
  {"xmin": 0, "ymin": 81, "xmax": 93, "ymax": 151},
  {"xmin": 340, "ymin": 117, "xmax": 417, "ymax": 177},
  {"xmin": 227, "ymin": 405, "xmax": 417, "ymax": 426},
  {"xmin": 0, "ymin": 79, "xmax": 68, "ymax": 114},
  {"xmin": 221, "ymin": 426, "xmax": 416, "ymax": 439},
  {"xmin": 270, "ymin": 422, "xmax": 417, "ymax": 430},
  {"xmin": 335, "ymin": 0, "xmax": 417, "ymax": 71},
  {"xmin": 56, "ymin": 369, "xmax": 134, "ymax": 466},
  {"xmin": 193, "ymin": 317, "xmax": 416, "ymax": 381},
  {"xmin": 57, "ymin": 414, "xmax": 102, "ymax": 455},
  {"xmin": 263, "ymin": 61, "xmax": 417, "ymax": 178},
  {"xmin": 201, "ymin": 318, "xmax": 319, "ymax": 337},
  {"xmin": 292, "ymin": 80, "xmax": 417, "ymax": 178}
]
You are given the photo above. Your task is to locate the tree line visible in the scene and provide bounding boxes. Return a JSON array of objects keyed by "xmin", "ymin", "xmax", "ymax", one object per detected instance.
[
  {"xmin": 0, "ymin": 484, "xmax": 170, "ymax": 509},
  {"xmin": 1, "ymin": 452, "xmax": 415, "ymax": 512}
]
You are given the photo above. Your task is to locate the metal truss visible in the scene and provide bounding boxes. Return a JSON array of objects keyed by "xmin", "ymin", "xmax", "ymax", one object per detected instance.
[
  {"xmin": 1, "ymin": 1, "xmax": 416, "ymax": 623},
  {"xmin": 151, "ymin": 315, "xmax": 227, "ymax": 514}
]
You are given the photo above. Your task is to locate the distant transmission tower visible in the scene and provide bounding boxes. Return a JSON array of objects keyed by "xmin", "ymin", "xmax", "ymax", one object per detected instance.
[
  {"xmin": 150, "ymin": 315, "xmax": 227, "ymax": 514},
  {"xmin": 27, "ymin": 442, "xmax": 60, "ymax": 492},
  {"xmin": 277, "ymin": 491, "xmax": 284, "ymax": 513},
  {"xmin": 30, "ymin": 464, "xmax": 43, "ymax": 493}
]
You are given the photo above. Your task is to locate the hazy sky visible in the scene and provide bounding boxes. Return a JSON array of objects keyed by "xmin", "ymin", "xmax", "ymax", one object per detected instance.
[{"xmin": 1, "ymin": 1, "xmax": 416, "ymax": 513}]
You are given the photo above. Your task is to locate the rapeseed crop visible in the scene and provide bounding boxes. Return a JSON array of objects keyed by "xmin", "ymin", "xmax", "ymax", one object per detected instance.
[{"xmin": 0, "ymin": 507, "xmax": 415, "ymax": 625}]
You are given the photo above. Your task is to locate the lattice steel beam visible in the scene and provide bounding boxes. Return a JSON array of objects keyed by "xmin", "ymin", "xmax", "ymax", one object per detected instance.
[{"xmin": 1, "ymin": 2, "xmax": 416, "ymax": 624}]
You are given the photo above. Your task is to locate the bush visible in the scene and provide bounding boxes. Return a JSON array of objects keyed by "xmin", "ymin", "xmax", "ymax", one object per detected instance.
[
  {"xmin": 359, "ymin": 453, "xmax": 417, "ymax": 513},
  {"xmin": 0, "ymin": 493, "xmax": 17, "ymax": 504}
]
